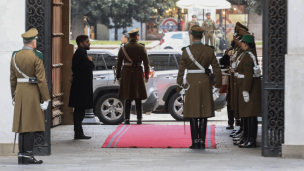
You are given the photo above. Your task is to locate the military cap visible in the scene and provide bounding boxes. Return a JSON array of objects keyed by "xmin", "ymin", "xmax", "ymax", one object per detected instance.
[
  {"xmin": 236, "ymin": 22, "xmax": 248, "ymax": 31},
  {"xmin": 191, "ymin": 25, "xmax": 205, "ymax": 34},
  {"xmin": 236, "ymin": 28, "xmax": 251, "ymax": 40},
  {"xmin": 22, "ymin": 28, "xmax": 38, "ymax": 40},
  {"xmin": 128, "ymin": 28, "xmax": 140, "ymax": 35},
  {"xmin": 206, "ymin": 12, "xmax": 211, "ymax": 16},
  {"xmin": 192, "ymin": 15, "xmax": 196, "ymax": 18},
  {"xmin": 239, "ymin": 34, "xmax": 254, "ymax": 44}
]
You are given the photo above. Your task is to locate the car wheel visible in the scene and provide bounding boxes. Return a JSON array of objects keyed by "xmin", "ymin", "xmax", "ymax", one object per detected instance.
[
  {"xmin": 95, "ymin": 93, "xmax": 124, "ymax": 125},
  {"xmin": 164, "ymin": 47, "xmax": 173, "ymax": 49},
  {"xmin": 168, "ymin": 93, "xmax": 185, "ymax": 121}
]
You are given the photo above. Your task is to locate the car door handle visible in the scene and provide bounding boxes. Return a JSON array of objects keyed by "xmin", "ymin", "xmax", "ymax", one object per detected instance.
[
  {"xmin": 94, "ymin": 76, "xmax": 105, "ymax": 80},
  {"xmin": 166, "ymin": 75, "xmax": 177, "ymax": 78}
]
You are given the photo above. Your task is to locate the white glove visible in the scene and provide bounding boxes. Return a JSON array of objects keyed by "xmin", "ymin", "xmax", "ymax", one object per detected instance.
[
  {"xmin": 213, "ymin": 87, "xmax": 220, "ymax": 100},
  {"xmin": 40, "ymin": 100, "xmax": 50, "ymax": 111},
  {"xmin": 179, "ymin": 88, "xmax": 186, "ymax": 101},
  {"xmin": 242, "ymin": 91, "xmax": 250, "ymax": 103}
]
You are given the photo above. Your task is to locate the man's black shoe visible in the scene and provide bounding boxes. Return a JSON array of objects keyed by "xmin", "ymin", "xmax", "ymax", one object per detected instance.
[
  {"xmin": 226, "ymin": 125, "xmax": 234, "ymax": 130},
  {"xmin": 137, "ymin": 119, "xmax": 142, "ymax": 125},
  {"xmin": 124, "ymin": 119, "xmax": 130, "ymax": 125},
  {"xmin": 74, "ymin": 134, "xmax": 91, "ymax": 139},
  {"xmin": 18, "ymin": 153, "xmax": 43, "ymax": 164}
]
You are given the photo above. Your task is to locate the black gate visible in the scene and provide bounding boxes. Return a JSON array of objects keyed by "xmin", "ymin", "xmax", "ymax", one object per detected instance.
[
  {"xmin": 26, "ymin": 0, "xmax": 52, "ymax": 155},
  {"xmin": 262, "ymin": 0, "xmax": 287, "ymax": 157}
]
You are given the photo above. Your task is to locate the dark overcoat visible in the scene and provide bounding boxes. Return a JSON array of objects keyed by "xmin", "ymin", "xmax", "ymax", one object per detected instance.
[
  {"xmin": 177, "ymin": 43, "xmax": 222, "ymax": 118},
  {"xmin": 233, "ymin": 48, "xmax": 243, "ymax": 118},
  {"xmin": 69, "ymin": 48, "xmax": 95, "ymax": 109},
  {"xmin": 235, "ymin": 48, "xmax": 262, "ymax": 117},
  {"xmin": 116, "ymin": 39, "xmax": 150, "ymax": 100}
]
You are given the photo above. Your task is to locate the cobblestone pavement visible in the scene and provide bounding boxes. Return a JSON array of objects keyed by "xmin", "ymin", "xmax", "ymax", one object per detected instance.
[{"xmin": 0, "ymin": 121, "xmax": 304, "ymax": 171}]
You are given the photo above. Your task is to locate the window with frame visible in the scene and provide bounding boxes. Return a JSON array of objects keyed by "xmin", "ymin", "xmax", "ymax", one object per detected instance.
[{"xmin": 148, "ymin": 54, "xmax": 179, "ymax": 71}]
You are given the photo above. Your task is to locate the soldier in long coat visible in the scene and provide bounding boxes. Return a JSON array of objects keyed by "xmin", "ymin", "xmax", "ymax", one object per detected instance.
[
  {"xmin": 202, "ymin": 12, "xmax": 218, "ymax": 46},
  {"xmin": 10, "ymin": 28, "xmax": 50, "ymax": 164},
  {"xmin": 177, "ymin": 25, "xmax": 222, "ymax": 149},
  {"xmin": 187, "ymin": 15, "xmax": 200, "ymax": 45},
  {"xmin": 116, "ymin": 28, "xmax": 150, "ymax": 125},
  {"xmin": 236, "ymin": 34, "xmax": 261, "ymax": 148}
]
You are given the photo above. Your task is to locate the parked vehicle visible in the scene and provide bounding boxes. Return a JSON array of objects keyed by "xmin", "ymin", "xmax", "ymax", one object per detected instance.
[
  {"xmin": 87, "ymin": 49, "xmax": 158, "ymax": 125},
  {"xmin": 160, "ymin": 31, "xmax": 190, "ymax": 50},
  {"xmin": 148, "ymin": 50, "xmax": 227, "ymax": 121}
]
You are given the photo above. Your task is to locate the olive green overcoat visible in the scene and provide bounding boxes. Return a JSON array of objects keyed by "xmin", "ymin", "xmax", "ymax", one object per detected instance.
[
  {"xmin": 116, "ymin": 39, "xmax": 150, "ymax": 100},
  {"xmin": 233, "ymin": 48, "xmax": 243, "ymax": 119},
  {"xmin": 177, "ymin": 43, "xmax": 222, "ymax": 118},
  {"xmin": 10, "ymin": 49, "xmax": 50, "ymax": 133},
  {"xmin": 235, "ymin": 48, "xmax": 262, "ymax": 117}
]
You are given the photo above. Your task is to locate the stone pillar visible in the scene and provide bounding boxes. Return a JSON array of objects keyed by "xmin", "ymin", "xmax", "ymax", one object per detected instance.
[
  {"xmin": 282, "ymin": 0, "xmax": 304, "ymax": 159},
  {"xmin": 0, "ymin": 0, "xmax": 25, "ymax": 156}
]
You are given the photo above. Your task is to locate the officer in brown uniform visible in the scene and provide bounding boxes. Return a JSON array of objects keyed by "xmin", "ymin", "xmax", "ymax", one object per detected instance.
[
  {"xmin": 202, "ymin": 12, "xmax": 218, "ymax": 46},
  {"xmin": 177, "ymin": 25, "xmax": 222, "ymax": 149},
  {"xmin": 235, "ymin": 34, "xmax": 261, "ymax": 148},
  {"xmin": 10, "ymin": 28, "xmax": 50, "ymax": 164},
  {"xmin": 187, "ymin": 15, "xmax": 199, "ymax": 45},
  {"xmin": 230, "ymin": 24, "xmax": 250, "ymax": 139},
  {"xmin": 116, "ymin": 28, "xmax": 150, "ymax": 125}
]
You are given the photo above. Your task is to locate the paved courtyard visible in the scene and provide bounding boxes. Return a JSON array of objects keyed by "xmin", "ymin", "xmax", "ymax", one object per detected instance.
[{"xmin": 0, "ymin": 114, "xmax": 303, "ymax": 171}]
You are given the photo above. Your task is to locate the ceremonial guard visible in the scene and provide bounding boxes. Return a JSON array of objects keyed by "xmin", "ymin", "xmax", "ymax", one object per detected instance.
[
  {"xmin": 230, "ymin": 23, "xmax": 250, "ymax": 139},
  {"xmin": 202, "ymin": 12, "xmax": 217, "ymax": 46},
  {"xmin": 177, "ymin": 25, "xmax": 222, "ymax": 149},
  {"xmin": 187, "ymin": 15, "xmax": 199, "ymax": 45},
  {"xmin": 235, "ymin": 34, "xmax": 261, "ymax": 148},
  {"xmin": 116, "ymin": 28, "xmax": 150, "ymax": 125},
  {"xmin": 10, "ymin": 28, "xmax": 50, "ymax": 164}
]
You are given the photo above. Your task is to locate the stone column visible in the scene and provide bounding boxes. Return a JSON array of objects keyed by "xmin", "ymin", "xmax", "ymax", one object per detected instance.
[
  {"xmin": 0, "ymin": 0, "xmax": 25, "ymax": 156},
  {"xmin": 282, "ymin": 0, "xmax": 304, "ymax": 159}
]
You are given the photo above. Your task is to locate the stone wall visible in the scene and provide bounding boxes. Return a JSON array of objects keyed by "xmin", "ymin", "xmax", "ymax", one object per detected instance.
[
  {"xmin": 0, "ymin": 0, "xmax": 25, "ymax": 156},
  {"xmin": 283, "ymin": 0, "xmax": 304, "ymax": 159}
]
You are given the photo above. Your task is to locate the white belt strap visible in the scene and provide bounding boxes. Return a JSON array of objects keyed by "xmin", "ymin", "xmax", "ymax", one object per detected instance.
[
  {"xmin": 187, "ymin": 70, "xmax": 205, "ymax": 74},
  {"xmin": 17, "ymin": 78, "xmax": 29, "ymax": 82},
  {"xmin": 185, "ymin": 47, "xmax": 206, "ymax": 73},
  {"xmin": 237, "ymin": 74, "xmax": 258, "ymax": 78},
  {"xmin": 14, "ymin": 53, "xmax": 29, "ymax": 79}
]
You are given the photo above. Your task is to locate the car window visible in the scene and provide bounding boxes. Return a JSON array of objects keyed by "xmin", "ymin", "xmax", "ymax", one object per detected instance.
[
  {"xmin": 170, "ymin": 33, "xmax": 182, "ymax": 39},
  {"xmin": 103, "ymin": 54, "xmax": 117, "ymax": 70},
  {"xmin": 148, "ymin": 54, "xmax": 178, "ymax": 71},
  {"xmin": 91, "ymin": 54, "xmax": 107, "ymax": 71},
  {"xmin": 174, "ymin": 54, "xmax": 181, "ymax": 66}
]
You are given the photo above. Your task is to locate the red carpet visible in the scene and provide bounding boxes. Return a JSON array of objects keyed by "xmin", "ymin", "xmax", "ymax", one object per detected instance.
[{"xmin": 102, "ymin": 125, "xmax": 216, "ymax": 148}]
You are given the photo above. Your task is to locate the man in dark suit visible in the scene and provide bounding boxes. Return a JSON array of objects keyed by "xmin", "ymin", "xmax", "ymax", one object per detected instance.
[{"xmin": 69, "ymin": 35, "xmax": 95, "ymax": 139}]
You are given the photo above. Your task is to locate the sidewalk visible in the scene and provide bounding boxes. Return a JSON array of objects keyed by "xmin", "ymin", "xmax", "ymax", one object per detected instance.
[{"xmin": 0, "ymin": 121, "xmax": 303, "ymax": 171}]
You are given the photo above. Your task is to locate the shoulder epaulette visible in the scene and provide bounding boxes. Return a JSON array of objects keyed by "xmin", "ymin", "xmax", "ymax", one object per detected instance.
[
  {"xmin": 12, "ymin": 51, "xmax": 20, "ymax": 58},
  {"xmin": 139, "ymin": 42, "xmax": 145, "ymax": 46},
  {"xmin": 181, "ymin": 45, "xmax": 190, "ymax": 50},
  {"xmin": 210, "ymin": 46, "xmax": 215, "ymax": 50},
  {"xmin": 34, "ymin": 50, "xmax": 43, "ymax": 60},
  {"xmin": 205, "ymin": 44, "xmax": 210, "ymax": 47}
]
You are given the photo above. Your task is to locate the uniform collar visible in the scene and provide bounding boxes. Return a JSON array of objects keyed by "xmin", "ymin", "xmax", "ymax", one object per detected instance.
[
  {"xmin": 129, "ymin": 39, "xmax": 137, "ymax": 43},
  {"xmin": 193, "ymin": 41, "xmax": 202, "ymax": 45},
  {"xmin": 22, "ymin": 46, "xmax": 33, "ymax": 50}
]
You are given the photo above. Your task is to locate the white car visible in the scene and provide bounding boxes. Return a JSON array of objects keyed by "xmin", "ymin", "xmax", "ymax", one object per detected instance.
[{"xmin": 160, "ymin": 31, "xmax": 190, "ymax": 50}]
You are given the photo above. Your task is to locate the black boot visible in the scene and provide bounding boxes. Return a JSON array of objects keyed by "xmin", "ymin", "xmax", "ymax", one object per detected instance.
[
  {"xmin": 124, "ymin": 100, "xmax": 132, "ymax": 125},
  {"xmin": 18, "ymin": 133, "xmax": 43, "ymax": 164},
  {"xmin": 230, "ymin": 118, "xmax": 243, "ymax": 137},
  {"xmin": 235, "ymin": 119, "xmax": 241, "ymax": 126},
  {"xmin": 226, "ymin": 107, "xmax": 234, "ymax": 129},
  {"xmin": 189, "ymin": 118, "xmax": 199, "ymax": 149},
  {"xmin": 135, "ymin": 100, "xmax": 143, "ymax": 125},
  {"xmin": 240, "ymin": 117, "xmax": 257, "ymax": 148},
  {"xmin": 198, "ymin": 118, "xmax": 207, "ymax": 149}
]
